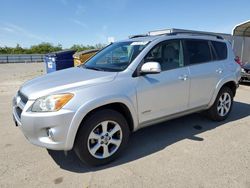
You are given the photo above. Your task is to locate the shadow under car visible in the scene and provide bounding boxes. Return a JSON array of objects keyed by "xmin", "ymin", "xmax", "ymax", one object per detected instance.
[{"xmin": 47, "ymin": 101, "xmax": 250, "ymax": 173}]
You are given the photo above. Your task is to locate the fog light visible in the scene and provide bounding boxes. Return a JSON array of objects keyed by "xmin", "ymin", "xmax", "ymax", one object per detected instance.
[{"xmin": 46, "ymin": 128, "xmax": 55, "ymax": 140}]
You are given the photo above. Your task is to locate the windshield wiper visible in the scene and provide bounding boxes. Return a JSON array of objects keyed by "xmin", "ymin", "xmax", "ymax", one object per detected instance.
[
  {"xmin": 83, "ymin": 65, "xmax": 121, "ymax": 72},
  {"xmin": 83, "ymin": 65, "xmax": 105, "ymax": 71}
]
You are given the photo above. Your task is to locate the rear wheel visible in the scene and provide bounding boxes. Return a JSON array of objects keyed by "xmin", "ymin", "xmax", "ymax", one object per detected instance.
[
  {"xmin": 74, "ymin": 109, "xmax": 130, "ymax": 166},
  {"xmin": 206, "ymin": 86, "xmax": 233, "ymax": 121}
]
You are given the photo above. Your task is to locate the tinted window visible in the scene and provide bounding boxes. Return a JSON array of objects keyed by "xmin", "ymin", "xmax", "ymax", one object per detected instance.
[
  {"xmin": 212, "ymin": 41, "xmax": 227, "ymax": 60},
  {"xmin": 185, "ymin": 40, "xmax": 212, "ymax": 64},
  {"xmin": 144, "ymin": 40, "xmax": 184, "ymax": 71}
]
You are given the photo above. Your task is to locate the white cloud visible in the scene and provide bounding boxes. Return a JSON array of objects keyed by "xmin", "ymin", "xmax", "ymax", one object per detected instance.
[
  {"xmin": 0, "ymin": 22, "xmax": 49, "ymax": 41},
  {"xmin": 70, "ymin": 19, "xmax": 88, "ymax": 29},
  {"xmin": 0, "ymin": 27, "xmax": 15, "ymax": 33}
]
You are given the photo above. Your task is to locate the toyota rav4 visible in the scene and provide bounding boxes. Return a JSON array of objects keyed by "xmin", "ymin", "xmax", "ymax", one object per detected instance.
[{"xmin": 12, "ymin": 32, "xmax": 241, "ymax": 166}]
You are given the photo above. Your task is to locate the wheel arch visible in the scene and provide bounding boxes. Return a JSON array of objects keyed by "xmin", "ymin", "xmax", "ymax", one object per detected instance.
[
  {"xmin": 79, "ymin": 102, "xmax": 135, "ymax": 132},
  {"xmin": 208, "ymin": 79, "xmax": 238, "ymax": 108},
  {"xmin": 64, "ymin": 97, "xmax": 138, "ymax": 150},
  {"xmin": 222, "ymin": 81, "xmax": 237, "ymax": 97}
]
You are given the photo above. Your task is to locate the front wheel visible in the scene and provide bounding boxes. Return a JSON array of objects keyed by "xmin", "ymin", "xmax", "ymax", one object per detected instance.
[
  {"xmin": 74, "ymin": 109, "xmax": 130, "ymax": 166},
  {"xmin": 206, "ymin": 86, "xmax": 233, "ymax": 121}
]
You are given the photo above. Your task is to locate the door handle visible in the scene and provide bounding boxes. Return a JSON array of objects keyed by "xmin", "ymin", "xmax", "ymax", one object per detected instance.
[
  {"xmin": 178, "ymin": 74, "xmax": 188, "ymax": 81},
  {"xmin": 216, "ymin": 68, "xmax": 223, "ymax": 74}
]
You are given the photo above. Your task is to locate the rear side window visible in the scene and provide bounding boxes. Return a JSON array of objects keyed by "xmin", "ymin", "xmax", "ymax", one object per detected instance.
[
  {"xmin": 185, "ymin": 40, "xmax": 212, "ymax": 64},
  {"xmin": 211, "ymin": 41, "xmax": 227, "ymax": 60}
]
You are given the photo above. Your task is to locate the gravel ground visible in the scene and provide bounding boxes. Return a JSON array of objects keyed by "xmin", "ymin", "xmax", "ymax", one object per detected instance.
[{"xmin": 0, "ymin": 63, "xmax": 250, "ymax": 188}]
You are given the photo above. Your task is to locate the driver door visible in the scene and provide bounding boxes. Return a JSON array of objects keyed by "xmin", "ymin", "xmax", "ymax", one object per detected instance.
[{"xmin": 136, "ymin": 40, "xmax": 190, "ymax": 125}]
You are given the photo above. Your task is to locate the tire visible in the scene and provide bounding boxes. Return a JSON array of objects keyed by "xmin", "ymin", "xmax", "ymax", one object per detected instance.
[
  {"xmin": 74, "ymin": 109, "xmax": 130, "ymax": 166},
  {"xmin": 206, "ymin": 86, "xmax": 233, "ymax": 121}
]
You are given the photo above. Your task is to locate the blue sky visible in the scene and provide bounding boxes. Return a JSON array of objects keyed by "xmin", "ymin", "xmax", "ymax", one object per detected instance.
[{"xmin": 0, "ymin": 0, "xmax": 250, "ymax": 48}]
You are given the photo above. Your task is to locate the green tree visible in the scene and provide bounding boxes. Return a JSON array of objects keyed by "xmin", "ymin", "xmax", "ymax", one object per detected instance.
[
  {"xmin": 70, "ymin": 44, "xmax": 95, "ymax": 52},
  {"xmin": 0, "ymin": 46, "xmax": 9, "ymax": 54},
  {"xmin": 12, "ymin": 44, "xmax": 26, "ymax": 54},
  {"xmin": 70, "ymin": 43, "xmax": 106, "ymax": 52},
  {"xmin": 0, "ymin": 45, "xmax": 27, "ymax": 54},
  {"xmin": 28, "ymin": 43, "xmax": 62, "ymax": 54},
  {"xmin": 0, "ymin": 42, "xmax": 106, "ymax": 54},
  {"xmin": 94, "ymin": 43, "xmax": 106, "ymax": 49}
]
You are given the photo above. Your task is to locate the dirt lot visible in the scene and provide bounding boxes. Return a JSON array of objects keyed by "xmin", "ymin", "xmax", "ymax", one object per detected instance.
[{"xmin": 0, "ymin": 63, "xmax": 250, "ymax": 188}]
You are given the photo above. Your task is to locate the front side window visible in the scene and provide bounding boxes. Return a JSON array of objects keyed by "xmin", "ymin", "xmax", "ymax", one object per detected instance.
[
  {"xmin": 83, "ymin": 41, "xmax": 149, "ymax": 72},
  {"xmin": 144, "ymin": 40, "xmax": 184, "ymax": 71},
  {"xmin": 185, "ymin": 40, "xmax": 212, "ymax": 64}
]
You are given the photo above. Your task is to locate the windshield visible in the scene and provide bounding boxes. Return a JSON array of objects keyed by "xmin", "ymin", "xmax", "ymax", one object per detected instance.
[{"xmin": 83, "ymin": 41, "xmax": 149, "ymax": 72}]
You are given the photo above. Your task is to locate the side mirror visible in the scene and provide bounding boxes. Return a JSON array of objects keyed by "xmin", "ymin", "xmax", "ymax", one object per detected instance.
[{"xmin": 140, "ymin": 62, "xmax": 161, "ymax": 74}]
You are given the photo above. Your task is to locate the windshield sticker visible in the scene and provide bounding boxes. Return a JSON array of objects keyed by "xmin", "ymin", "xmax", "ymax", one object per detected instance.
[{"xmin": 131, "ymin": 41, "xmax": 149, "ymax": 46}]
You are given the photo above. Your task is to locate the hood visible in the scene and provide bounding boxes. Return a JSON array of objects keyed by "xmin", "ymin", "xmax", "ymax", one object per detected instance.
[
  {"xmin": 20, "ymin": 67, "xmax": 117, "ymax": 100},
  {"xmin": 242, "ymin": 62, "xmax": 250, "ymax": 70}
]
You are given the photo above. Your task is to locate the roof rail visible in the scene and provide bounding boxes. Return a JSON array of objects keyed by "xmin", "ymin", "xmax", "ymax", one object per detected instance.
[
  {"xmin": 167, "ymin": 31, "xmax": 224, "ymax": 40},
  {"xmin": 129, "ymin": 34, "xmax": 148, "ymax": 39},
  {"xmin": 129, "ymin": 29, "xmax": 226, "ymax": 40}
]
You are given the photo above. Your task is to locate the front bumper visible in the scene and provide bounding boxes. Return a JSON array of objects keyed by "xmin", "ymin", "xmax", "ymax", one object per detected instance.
[
  {"xmin": 240, "ymin": 72, "xmax": 250, "ymax": 82},
  {"xmin": 12, "ymin": 95, "xmax": 76, "ymax": 150}
]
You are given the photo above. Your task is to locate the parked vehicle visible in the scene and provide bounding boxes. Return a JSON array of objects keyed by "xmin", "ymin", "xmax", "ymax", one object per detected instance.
[
  {"xmin": 235, "ymin": 56, "xmax": 242, "ymax": 66},
  {"xmin": 73, "ymin": 49, "xmax": 99, "ymax": 67},
  {"xmin": 12, "ymin": 31, "xmax": 241, "ymax": 166},
  {"xmin": 240, "ymin": 62, "xmax": 250, "ymax": 82}
]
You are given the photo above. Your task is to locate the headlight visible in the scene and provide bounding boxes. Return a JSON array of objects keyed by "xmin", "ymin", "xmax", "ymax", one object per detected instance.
[
  {"xmin": 31, "ymin": 93, "xmax": 74, "ymax": 112},
  {"xmin": 241, "ymin": 68, "xmax": 246, "ymax": 73}
]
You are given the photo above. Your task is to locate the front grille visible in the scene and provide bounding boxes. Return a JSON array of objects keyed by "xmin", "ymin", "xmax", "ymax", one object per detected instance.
[
  {"xmin": 16, "ymin": 107, "xmax": 22, "ymax": 119},
  {"xmin": 18, "ymin": 90, "xmax": 28, "ymax": 104}
]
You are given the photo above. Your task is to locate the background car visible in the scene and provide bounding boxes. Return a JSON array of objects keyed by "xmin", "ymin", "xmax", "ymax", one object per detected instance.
[{"xmin": 240, "ymin": 62, "xmax": 250, "ymax": 83}]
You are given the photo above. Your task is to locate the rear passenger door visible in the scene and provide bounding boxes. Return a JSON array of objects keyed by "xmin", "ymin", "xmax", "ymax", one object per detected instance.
[{"xmin": 184, "ymin": 39, "xmax": 225, "ymax": 108}]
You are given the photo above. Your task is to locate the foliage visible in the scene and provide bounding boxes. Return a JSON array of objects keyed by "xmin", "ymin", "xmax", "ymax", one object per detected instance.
[
  {"xmin": 0, "ymin": 42, "xmax": 106, "ymax": 54},
  {"xmin": 70, "ymin": 44, "xmax": 95, "ymax": 52},
  {"xmin": 27, "ymin": 43, "xmax": 63, "ymax": 54},
  {"xmin": 0, "ymin": 44, "xmax": 26, "ymax": 54},
  {"xmin": 70, "ymin": 43, "xmax": 106, "ymax": 52}
]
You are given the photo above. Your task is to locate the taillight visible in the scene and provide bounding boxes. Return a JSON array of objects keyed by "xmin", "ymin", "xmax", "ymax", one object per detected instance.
[{"xmin": 234, "ymin": 56, "xmax": 242, "ymax": 66}]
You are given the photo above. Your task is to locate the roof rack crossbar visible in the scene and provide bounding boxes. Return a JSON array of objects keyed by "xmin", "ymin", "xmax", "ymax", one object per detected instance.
[
  {"xmin": 166, "ymin": 31, "xmax": 224, "ymax": 39},
  {"xmin": 129, "ymin": 34, "xmax": 148, "ymax": 39}
]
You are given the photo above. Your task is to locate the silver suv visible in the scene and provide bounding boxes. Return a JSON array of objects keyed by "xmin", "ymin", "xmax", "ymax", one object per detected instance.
[{"xmin": 13, "ymin": 32, "xmax": 241, "ymax": 166}]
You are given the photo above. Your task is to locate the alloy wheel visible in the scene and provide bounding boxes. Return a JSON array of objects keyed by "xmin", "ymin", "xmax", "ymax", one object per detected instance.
[
  {"xmin": 217, "ymin": 92, "xmax": 231, "ymax": 117},
  {"xmin": 87, "ymin": 120, "xmax": 122, "ymax": 159}
]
